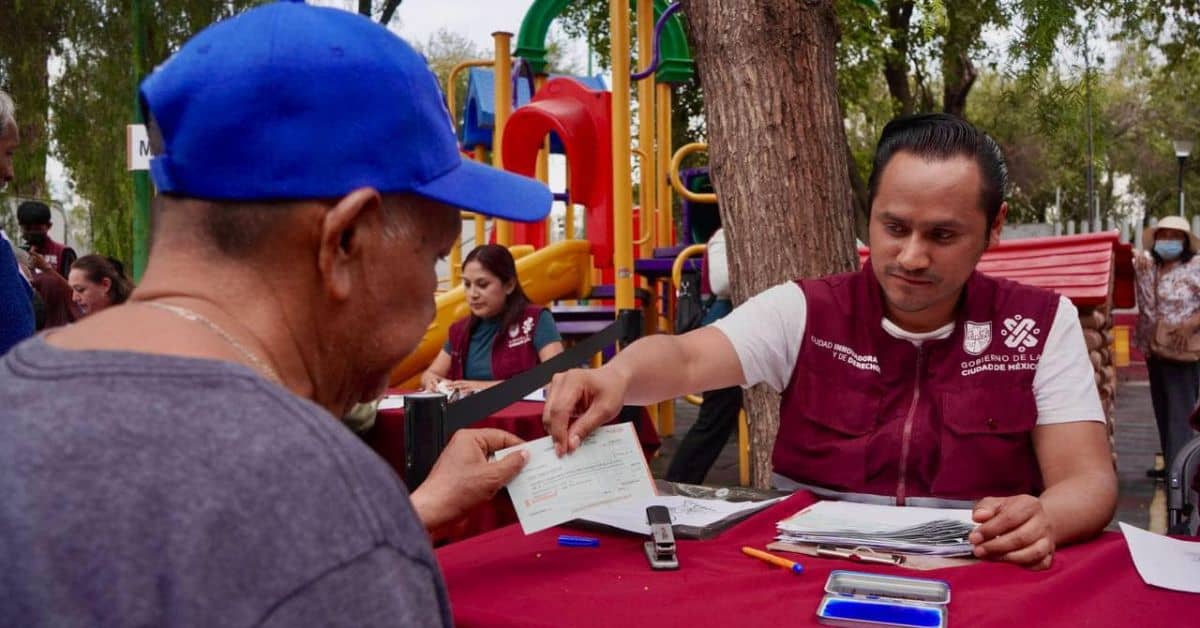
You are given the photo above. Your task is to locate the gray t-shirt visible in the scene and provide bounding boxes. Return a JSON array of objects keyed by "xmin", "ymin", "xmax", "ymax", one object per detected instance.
[{"xmin": 0, "ymin": 338, "xmax": 451, "ymax": 627}]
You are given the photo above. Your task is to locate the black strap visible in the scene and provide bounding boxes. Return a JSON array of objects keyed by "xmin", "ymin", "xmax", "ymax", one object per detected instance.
[{"xmin": 443, "ymin": 311, "xmax": 631, "ymax": 432}]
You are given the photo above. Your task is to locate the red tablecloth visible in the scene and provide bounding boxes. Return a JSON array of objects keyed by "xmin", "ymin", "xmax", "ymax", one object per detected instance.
[
  {"xmin": 362, "ymin": 397, "xmax": 660, "ymax": 540},
  {"xmin": 436, "ymin": 491, "xmax": 1195, "ymax": 627}
]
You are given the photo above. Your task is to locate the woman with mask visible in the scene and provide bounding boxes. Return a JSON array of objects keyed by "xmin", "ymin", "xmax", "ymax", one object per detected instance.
[
  {"xmin": 421, "ymin": 244, "xmax": 563, "ymax": 395},
  {"xmin": 68, "ymin": 255, "xmax": 133, "ymax": 317},
  {"xmin": 1133, "ymin": 216, "xmax": 1200, "ymax": 477}
]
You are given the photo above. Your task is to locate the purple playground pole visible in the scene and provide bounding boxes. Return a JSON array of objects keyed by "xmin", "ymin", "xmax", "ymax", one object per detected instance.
[{"xmin": 630, "ymin": 2, "xmax": 682, "ymax": 81}]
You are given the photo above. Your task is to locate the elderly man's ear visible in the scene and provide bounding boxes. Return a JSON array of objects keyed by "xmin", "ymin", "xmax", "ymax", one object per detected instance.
[{"xmin": 317, "ymin": 187, "xmax": 384, "ymax": 301}]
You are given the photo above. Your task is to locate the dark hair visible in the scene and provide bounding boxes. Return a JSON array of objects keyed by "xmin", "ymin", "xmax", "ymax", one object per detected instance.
[
  {"xmin": 70, "ymin": 254, "xmax": 134, "ymax": 305},
  {"xmin": 867, "ymin": 113, "xmax": 1008, "ymax": 233},
  {"xmin": 462, "ymin": 244, "xmax": 531, "ymax": 332},
  {"xmin": 17, "ymin": 200, "xmax": 52, "ymax": 225}
]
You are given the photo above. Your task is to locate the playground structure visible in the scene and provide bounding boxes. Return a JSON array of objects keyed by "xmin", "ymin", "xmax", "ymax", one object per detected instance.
[{"xmin": 389, "ymin": 0, "xmax": 720, "ymax": 440}]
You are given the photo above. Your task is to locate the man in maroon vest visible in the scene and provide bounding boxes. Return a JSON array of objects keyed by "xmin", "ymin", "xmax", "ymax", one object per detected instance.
[{"xmin": 545, "ymin": 114, "xmax": 1117, "ymax": 570}]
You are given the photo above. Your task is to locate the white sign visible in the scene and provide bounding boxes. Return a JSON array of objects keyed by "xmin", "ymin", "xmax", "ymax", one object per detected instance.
[{"xmin": 126, "ymin": 124, "xmax": 151, "ymax": 171}]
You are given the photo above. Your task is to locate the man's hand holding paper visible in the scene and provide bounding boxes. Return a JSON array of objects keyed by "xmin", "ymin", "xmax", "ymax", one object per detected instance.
[{"xmin": 496, "ymin": 423, "xmax": 656, "ymax": 534}]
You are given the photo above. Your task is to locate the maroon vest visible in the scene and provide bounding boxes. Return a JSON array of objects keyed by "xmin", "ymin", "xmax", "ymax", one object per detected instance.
[
  {"xmin": 447, "ymin": 305, "xmax": 544, "ymax": 380},
  {"xmin": 774, "ymin": 262, "xmax": 1060, "ymax": 503}
]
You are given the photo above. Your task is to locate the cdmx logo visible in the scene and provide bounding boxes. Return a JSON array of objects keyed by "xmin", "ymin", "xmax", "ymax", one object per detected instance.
[{"xmin": 1001, "ymin": 315, "xmax": 1040, "ymax": 352}]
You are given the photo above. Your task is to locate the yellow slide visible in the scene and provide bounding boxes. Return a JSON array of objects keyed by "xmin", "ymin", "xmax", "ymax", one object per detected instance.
[{"xmin": 389, "ymin": 239, "xmax": 594, "ymax": 387}]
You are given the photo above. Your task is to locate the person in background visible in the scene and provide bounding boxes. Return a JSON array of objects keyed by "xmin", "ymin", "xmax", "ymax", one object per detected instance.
[
  {"xmin": 665, "ymin": 228, "xmax": 744, "ymax": 485},
  {"xmin": 1133, "ymin": 216, "xmax": 1200, "ymax": 477},
  {"xmin": 422, "ymin": 244, "xmax": 564, "ymax": 395},
  {"xmin": 0, "ymin": 88, "xmax": 35, "ymax": 354},
  {"xmin": 68, "ymin": 254, "xmax": 133, "ymax": 317},
  {"xmin": 17, "ymin": 200, "xmax": 77, "ymax": 277},
  {"xmin": 18, "ymin": 248, "xmax": 81, "ymax": 330}
]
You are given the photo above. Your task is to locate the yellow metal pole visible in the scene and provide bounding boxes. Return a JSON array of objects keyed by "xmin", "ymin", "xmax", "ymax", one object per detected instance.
[
  {"xmin": 738, "ymin": 410, "xmax": 750, "ymax": 486},
  {"xmin": 473, "ymin": 145, "xmax": 487, "ymax": 246},
  {"xmin": 492, "ymin": 31, "xmax": 514, "ymax": 246},
  {"xmin": 534, "ymin": 74, "xmax": 552, "ymax": 244},
  {"xmin": 636, "ymin": 0, "xmax": 656, "ymax": 262},
  {"xmin": 450, "ymin": 228, "xmax": 463, "ymax": 286},
  {"xmin": 654, "ymin": 85, "xmax": 676, "ymax": 434},
  {"xmin": 444, "ymin": 60, "xmax": 493, "ymax": 288},
  {"xmin": 656, "ymin": 83, "xmax": 674, "ymax": 247},
  {"xmin": 670, "ymin": 143, "xmax": 717, "ymax": 203},
  {"xmin": 609, "ymin": 0, "xmax": 634, "ymax": 314},
  {"xmin": 564, "ymin": 166, "xmax": 575, "ymax": 240}
]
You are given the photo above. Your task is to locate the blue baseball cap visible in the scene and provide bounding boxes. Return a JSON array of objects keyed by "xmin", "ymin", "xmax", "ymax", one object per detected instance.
[{"xmin": 139, "ymin": 0, "xmax": 550, "ymax": 223}]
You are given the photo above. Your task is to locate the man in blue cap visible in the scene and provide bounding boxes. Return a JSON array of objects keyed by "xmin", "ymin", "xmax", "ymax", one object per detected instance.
[{"xmin": 0, "ymin": 3, "xmax": 551, "ymax": 625}]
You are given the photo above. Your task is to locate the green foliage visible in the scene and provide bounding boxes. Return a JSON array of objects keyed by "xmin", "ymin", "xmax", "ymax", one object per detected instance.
[{"xmin": 2, "ymin": 0, "xmax": 267, "ymax": 264}]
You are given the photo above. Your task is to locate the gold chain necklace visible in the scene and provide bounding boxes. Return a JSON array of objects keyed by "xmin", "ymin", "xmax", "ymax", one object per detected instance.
[{"xmin": 142, "ymin": 301, "xmax": 283, "ymax": 385}]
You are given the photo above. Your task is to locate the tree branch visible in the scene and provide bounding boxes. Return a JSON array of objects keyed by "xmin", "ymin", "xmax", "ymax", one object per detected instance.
[{"xmin": 379, "ymin": 0, "xmax": 403, "ymax": 25}]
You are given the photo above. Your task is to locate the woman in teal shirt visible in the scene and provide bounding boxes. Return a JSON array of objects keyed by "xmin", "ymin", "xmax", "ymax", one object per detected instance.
[{"xmin": 422, "ymin": 244, "xmax": 563, "ymax": 395}]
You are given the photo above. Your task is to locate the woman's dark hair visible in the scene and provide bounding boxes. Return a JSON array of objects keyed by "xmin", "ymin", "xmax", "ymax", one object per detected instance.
[
  {"xmin": 463, "ymin": 244, "xmax": 531, "ymax": 332},
  {"xmin": 71, "ymin": 254, "xmax": 134, "ymax": 305},
  {"xmin": 1150, "ymin": 231, "xmax": 1196, "ymax": 265},
  {"xmin": 868, "ymin": 113, "xmax": 1008, "ymax": 236}
]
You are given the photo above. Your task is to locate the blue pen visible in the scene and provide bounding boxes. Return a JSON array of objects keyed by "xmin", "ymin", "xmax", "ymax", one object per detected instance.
[{"xmin": 558, "ymin": 534, "xmax": 600, "ymax": 548}]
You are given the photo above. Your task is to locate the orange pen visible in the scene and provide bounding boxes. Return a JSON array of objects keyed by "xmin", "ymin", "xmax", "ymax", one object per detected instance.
[{"xmin": 742, "ymin": 546, "xmax": 804, "ymax": 574}]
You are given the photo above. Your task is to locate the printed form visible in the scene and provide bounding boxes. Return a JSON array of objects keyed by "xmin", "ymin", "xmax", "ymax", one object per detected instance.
[{"xmin": 496, "ymin": 423, "xmax": 657, "ymax": 534}]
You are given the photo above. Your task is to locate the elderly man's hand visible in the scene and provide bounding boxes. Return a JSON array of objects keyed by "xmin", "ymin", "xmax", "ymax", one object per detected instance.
[
  {"xmin": 409, "ymin": 428, "xmax": 528, "ymax": 532},
  {"xmin": 968, "ymin": 495, "xmax": 1056, "ymax": 570},
  {"xmin": 542, "ymin": 367, "xmax": 628, "ymax": 456}
]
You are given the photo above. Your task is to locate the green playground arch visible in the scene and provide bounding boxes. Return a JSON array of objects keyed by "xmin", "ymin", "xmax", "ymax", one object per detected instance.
[{"xmin": 515, "ymin": 0, "xmax": 694, "ymax": 84}]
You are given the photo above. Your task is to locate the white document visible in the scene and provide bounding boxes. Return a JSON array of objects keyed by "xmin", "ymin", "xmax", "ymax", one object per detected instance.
[
  {"xmin": 376, "ymin": 395, "xmax": 406, "ymax": 411},
  {"xmin": 522, "ymin": 387, "xmax": 547, "ymax": 402},
  {"xmin": 495, "ymin": 423, "xmax": 656, "ymax": 534},
  {"xmin": 1119, "ymin": 522, "xmax": 1200, "ymax": 593},
  {"xmin": 580, "ymin": 495, "xmax": 785, "ymax": 535}
]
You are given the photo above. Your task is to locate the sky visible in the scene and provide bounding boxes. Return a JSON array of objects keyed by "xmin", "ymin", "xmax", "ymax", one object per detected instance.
[{"xmin": 314, "ymin": 0, "xmax": 588, "ymax": 64}]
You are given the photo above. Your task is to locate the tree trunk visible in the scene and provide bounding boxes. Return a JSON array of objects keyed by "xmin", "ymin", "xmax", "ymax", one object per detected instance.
[
  {"xmin": 681, "ymin": 0, "xmax": 857, "ymax": 487},
  {"xmin": 941, "ymin": 52, "xmax": 977, "ymax": 118},
  {"xmin": 882, "ymin": 0, "xmax": 916, "ymax": 116},
  {"xmin": 940, "ymin": 1, "xmax": 984, "ymax": 118},
  {"xmin": 847, "ymin": 142, "xmax": 869, "ymax": 243}
]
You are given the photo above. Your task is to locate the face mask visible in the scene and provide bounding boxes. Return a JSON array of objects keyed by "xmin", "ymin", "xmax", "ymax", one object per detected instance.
[
  {"xmin": 23, "ymin": 232, "xmax": 47, "ymax": 247},
  {"xmin": 1154, "ymin": 240, "xmax": 1185, "ymax": 260}
]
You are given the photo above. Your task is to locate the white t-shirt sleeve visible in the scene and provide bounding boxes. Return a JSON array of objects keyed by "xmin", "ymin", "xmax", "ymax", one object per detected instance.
[
  {"xmin": 711, "ymin": 282, "xmax": 806, "ymax": 393},
  {"xmin": 706, "ymin": 229, "xmax": 730, "ymax": 298},
  {"xmin": 1032, "ymin": 296, "xmax": 1105, "ymax": 425}
]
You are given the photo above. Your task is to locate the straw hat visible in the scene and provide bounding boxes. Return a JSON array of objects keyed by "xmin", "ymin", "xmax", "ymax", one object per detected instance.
[{"xmin": 1142, "ymin": 215, "xmax": 1200, "ymax": 251}]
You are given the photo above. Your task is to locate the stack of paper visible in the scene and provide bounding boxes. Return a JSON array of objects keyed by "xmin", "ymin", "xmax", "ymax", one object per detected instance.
[{"xmin": 776, "ymin": 501, "xmax": 978, "ymax": 557}]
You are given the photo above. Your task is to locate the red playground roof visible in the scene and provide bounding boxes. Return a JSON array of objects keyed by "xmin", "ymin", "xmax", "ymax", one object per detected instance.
[{"xmin": 858, "ymin": 231, "xmax": 1135, "ymax": 308}]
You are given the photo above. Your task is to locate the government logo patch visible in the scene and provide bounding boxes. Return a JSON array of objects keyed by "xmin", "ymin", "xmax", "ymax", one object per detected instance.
[
  {"xmin": 963, "ymin": 321, "xmax": 992, "ymax": 356},
  {"xmin": 1001, "ymin": 315, "xmax": 1040, "ymax": 352}
]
